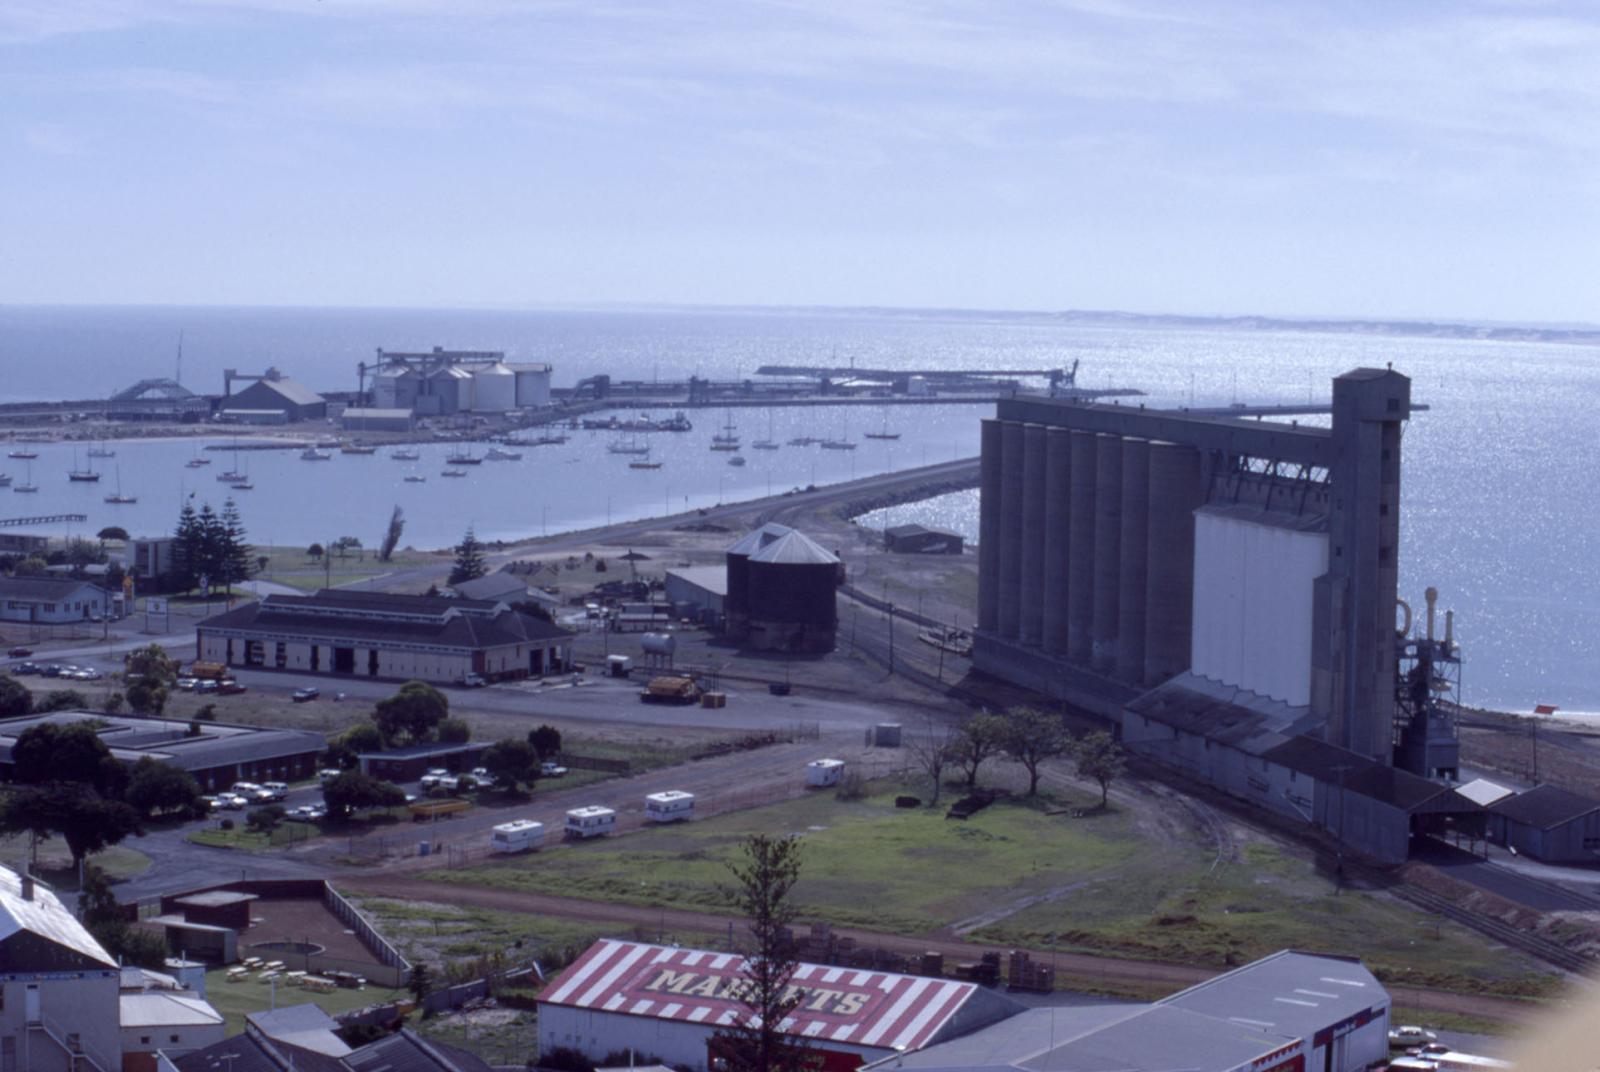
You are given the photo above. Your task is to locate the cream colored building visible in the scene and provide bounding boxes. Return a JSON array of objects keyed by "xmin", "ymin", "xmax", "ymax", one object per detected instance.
[{"xmin": 197, "ymin": 588, "xmax": 574, "ymax": 685}]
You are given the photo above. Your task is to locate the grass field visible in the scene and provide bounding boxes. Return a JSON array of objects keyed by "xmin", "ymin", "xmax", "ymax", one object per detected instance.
[
  {"xmin": 202, "ymin": 966, "xmax": 406, "ymax": 1034},
  {"xmin": 433, "ymin": 780, "xmax": 1563, "ymax": 1000}
]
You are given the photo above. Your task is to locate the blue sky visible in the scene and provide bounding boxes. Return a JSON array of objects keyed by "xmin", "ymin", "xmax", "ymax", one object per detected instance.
[{"xmin": 3, "ymin": 1, "xmax": 1597, "ymax": 321}]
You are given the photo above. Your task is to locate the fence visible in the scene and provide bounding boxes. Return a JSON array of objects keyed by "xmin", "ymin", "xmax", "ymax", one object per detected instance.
[{"xmin": 326, "ymin": 883, "xmax": 411, "ymax": 974}]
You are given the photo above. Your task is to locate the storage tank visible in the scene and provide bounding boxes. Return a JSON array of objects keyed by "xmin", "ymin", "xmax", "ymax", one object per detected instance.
[
  {"xmin": 746, "ymin": 530, "xmax": 840, "ymax": 639},
  {"xmin": 512, "ymin": 364, "xmax": 552, "ymax": 408},
  {"xmin": 724, "ymin": 522, "xmax": 793, "ymax": 631},
  {"xmin": 641, "ymin": 633, "xmax": 676, "ymax": 657},
  {"xmin": 472, "ymin": 362, "xmax": 517, "ymax": 412}
]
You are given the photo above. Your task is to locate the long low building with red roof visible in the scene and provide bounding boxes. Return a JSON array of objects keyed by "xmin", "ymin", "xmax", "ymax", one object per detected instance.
[{"xmin": 537, "ymin": 939, "xmax": 1023, "ymax": 1072}]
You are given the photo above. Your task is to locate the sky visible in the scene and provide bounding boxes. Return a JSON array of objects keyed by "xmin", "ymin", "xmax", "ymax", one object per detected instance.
[{"xmin": 3, "ymin": 1, "xmax": 1598, "ymax": 322}]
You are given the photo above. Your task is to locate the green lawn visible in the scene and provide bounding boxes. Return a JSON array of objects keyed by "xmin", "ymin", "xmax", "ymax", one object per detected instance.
[
  {"xmin": 433, "ymin": 780, "xmax": 1563, "ymax": 1002},
  {"xmin": 437, "ymin": 783, "xmax": 1142, "ymax": 934},
  {"xmin": 203, "ymin": 967, "xmax": 406, "ymax": 1035}
]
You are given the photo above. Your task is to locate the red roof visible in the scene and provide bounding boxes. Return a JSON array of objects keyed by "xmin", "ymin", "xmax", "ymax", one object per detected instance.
[{"xmin": 540, "ymin": 940, "xmax": 984, "ymax": 1053}]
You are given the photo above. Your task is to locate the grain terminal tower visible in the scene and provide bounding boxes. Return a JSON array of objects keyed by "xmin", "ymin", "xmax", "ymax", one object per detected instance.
[{"xmin": 975, "ymin": 368, "xmax": 1414, "ymax": 771}]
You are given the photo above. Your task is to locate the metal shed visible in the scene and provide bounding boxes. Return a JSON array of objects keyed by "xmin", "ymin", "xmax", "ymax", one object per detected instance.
[{"xmin": 1488, "ymin": 784, "xmax": 1600, "ymax": 863}]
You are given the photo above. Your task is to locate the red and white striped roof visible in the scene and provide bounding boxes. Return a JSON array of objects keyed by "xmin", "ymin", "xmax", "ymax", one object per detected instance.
[{"xmin": 541, "ymin": 940, "xmax": 981, "ymax": 1054}]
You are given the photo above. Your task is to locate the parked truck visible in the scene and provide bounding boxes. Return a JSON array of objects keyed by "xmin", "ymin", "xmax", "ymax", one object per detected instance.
[
  {"xmin": 640, "ymin": 675, "xmax": 701, "ymax": 705},
  {"xmin": 187, "ymin": 661, "xmax": 229, "ymax": 681}
]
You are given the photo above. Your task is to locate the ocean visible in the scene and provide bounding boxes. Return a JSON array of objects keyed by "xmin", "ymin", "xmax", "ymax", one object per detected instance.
[{"xmin": 1, "ymin": 303, "xmax": 1596, "ymax": 714}]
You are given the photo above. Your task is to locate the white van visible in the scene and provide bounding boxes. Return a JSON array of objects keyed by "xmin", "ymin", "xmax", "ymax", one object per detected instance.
[
  {"xmin": 564, "ymin": 806, "xmax": 616, "ymax": 839},
  {"xmin": 489, "ymin": 819, "xmax": 545, "ymax": 854},
  {"xmin": 806, "ymin": 759, "xmax": 845, "ymax": 787},
  {"xmin": 1433, "ymin": 1055, "xmax": 1513, "ymax": 1072},
  {"xmin": 644, "ymin": 790, "xmax": 695, "ymax": 823}
]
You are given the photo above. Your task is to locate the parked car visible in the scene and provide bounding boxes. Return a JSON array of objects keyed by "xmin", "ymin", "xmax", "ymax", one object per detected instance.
[
  {"xmin": 1389, "ymin": 1027, "xmax": 1438, "ymax": 1047},
  {"xmin": 460, "ymin": 673, "xmax": 487, "ymax": 688},
  {"xmin": 6, "ymin": 646, "xmax": 32, "ymax": 658},
  {"xmin": 40, "ymin": 664, "xmax": 63, "ymax": 678},
  {"xmin": 261, "ymin": 782, "xmax": 289, "ymax": 801},
  {"xmin": 540, "ymin": 761, "xmax": 569, "ymax": 777},
  {"xmin": 217, "ymin": 679, "xmax": 247, "ymax": 695},
  {"xmin": 419, "ymin": 768, "xmax": 450, "ymax": 789},
  {"xmin": 217, "ymin": 793, "xmax": 248, "ymax": 810},
  {"xmin": 318, "ymin": 768, "xmax": 342, "ymax": 785},
  {"xmin": 70, "ymin": 668, "xmax": 101, "ymax": 681},
  {"xmin": 196, "ymin": 679, "xmax": 219, "ymax": 693},
  {"xmin": 230, "ymin": 783, "xmax": 274, "ymax": 804},
  {"xmin": 199, "ymin": 795, "xmax": 221, "ymax": 811},
  {"xmin": 175, "ymin": 677, "xmax": 198, "ymax": 691},
  {"xmin": 291, "ymin": 687, "xmax": 320, "ymax": 702},
  {"xmin": 12, "ymin": 662, "xmax": 40, "ymax": 675},
  {"xmin": 286, "ymin": 804, "xmax": 325, "ymax": 822}
]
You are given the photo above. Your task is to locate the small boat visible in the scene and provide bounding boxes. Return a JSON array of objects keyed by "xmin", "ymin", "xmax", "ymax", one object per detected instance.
[
  {"xmin": 787, "ymin": 436, "xmax": 819, "ymax": 447},
  {"xmin": 87, "ymin": 443, "xmax": 116, "ymax": 458},
  {"xmin": 752, "ymin": 410, "xmax": 780, "ymax": 450},
  {"xmin": 341, "ymin": 442, "xmax": 377, "ymax": 455},
  {"xmin": 485, "ymin": 446, "xmax": 523, "ymax": 461},
  {"xmin": 300, "ymin": 447, "xmax": 332, "ymax": 461},
  {"xmin": 13, "ymin": 460, "xmax": 36, "ymax": 493},
  {"xmin": 68, "ymin": 449, "xmax": 101, "ymax": 481},
  {"xmin": 7, "ymin": 450, "xmax": 38, "ymax": 460},
  {"xmin": 441, "ymin": 468, "xmax": 468, "ymax": 478},
  {"xmin": 390, "ymin": 449, "xmax": 421, "ymax": 461},
  {"xmin": 185, "ymin": 458, "xmax": 209, "ymax": 468},
  {"xmin": 0, "ymin": 474, "xmax": 10, "ymax": 488},
  {"xmin": 864, "ymin": 426, "xmax": 901, "ymax": 440},
  {"xmin": 445, "ymin": 452, "xmax": 483, "ymax": 465},
  {"xmin": 820, "ymin": 439, "xmax": 857, "ymax": 451},
  {"xmin": 710, "ymin": 410, "xmax": 740, "ymax": 451},
  {"xmin": 629, "ymin": 460, "xmax": 663, "ymax": 470},
  {"xmin": 218, "ymin": 471, "xmax": 249, "ymax": 483},
  {"xmin": 608, "ymin": 438, "xmax": 651, "ymax": 456},
  {"xmin": 535, "ymin": 434, "xmax": 569, "ymax": 446},
  {"xmin": 404, "ymin": 475, "xmax": 427, "ymax": 483},
  {"xmin": 103, "ymin": 466, "xmax": 137, "ymax": 504},
  {"xmin": 728, "ymin": 455, "xmax": 747, "ymax": 467},
  {"xmin": 232, "ymin": 482, "xmax": 254, "ymax": 490}
]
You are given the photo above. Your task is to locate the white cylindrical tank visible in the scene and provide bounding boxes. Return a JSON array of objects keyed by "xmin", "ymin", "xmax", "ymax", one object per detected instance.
[
  {"xmin": 514, "ymin": 365, "xmax": 552, "ymax": 408},
  {"xmin": 641, "ymin": 633, "xmax": 677, "ymax": 656},
  {"xmin": 472, "ymin": 363, "xmax": 517, "ymax": 412}
]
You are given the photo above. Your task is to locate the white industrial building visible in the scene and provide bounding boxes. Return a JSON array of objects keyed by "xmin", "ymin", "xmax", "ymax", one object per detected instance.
[
  {"xmin": 368, "ymin": 348, "xmax": 552, "ymax": 415},
  {"xmin": 0, "ymin": 575, "xmax": 110, "ymax": 623},
  {"xmin": 539, "ymin": 939, "xmax": 1022, "ymax": 1072},
  {"xmin": 869, "ymin": 951, "xmax": 1390, "ymax": 1072}
]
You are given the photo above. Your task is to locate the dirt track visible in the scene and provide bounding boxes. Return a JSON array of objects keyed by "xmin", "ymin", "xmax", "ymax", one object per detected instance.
[{"xmin": 337, "ymin": 875, "xmax": 1548, "ymax": 1024}]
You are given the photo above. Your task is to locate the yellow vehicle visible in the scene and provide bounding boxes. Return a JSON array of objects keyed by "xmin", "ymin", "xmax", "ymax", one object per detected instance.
[
  {"xmin": 408, "ymin": 798, "xmax": 472, "ymax": 822},
  {"xmin": 640, "ymin": 675, "xmax": 701, "ymax": 705}
]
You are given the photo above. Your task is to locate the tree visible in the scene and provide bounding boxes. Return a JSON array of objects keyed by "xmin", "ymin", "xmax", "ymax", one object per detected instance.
[
  {"xmin": 952, "ymin": 712, "xmax": 1008, "ymax": 789},
  {"xmin": 80, "ymin": 862, "xmax": 166, "ymax": 968},
  {"xmin": 322, "ymin": 771, "xmax": 406, "ymax": 819},
  {"xmin": 372, "ymin": 680, "xmax": 449, "ymax": 745},
  {"xmin": 322, "ymin": 721, "xmax": 385, "ymax": 770},
  {"xmin": 0, "ymin": 785, "xmax": 140, "ymax": 868},
  {"xmin": 124, "ymin": 758, "xmax": 203, "ymax": 820},
  {"xmin": 97, "ymin": 526, "xmax": 129, "ymax": 542},
  {"xmin": 449, "ymin": 525, "xmax": 488, "ymax": 585},
  {"xmin": 11, "ymin": 722, "xmax": 126, "ymax": 797},
  {"xmin": 124, "ymin": 643, "xmax": 177, "ymax": 715},
  {"xmin": 256, "ymin": 555, "xmax": 270, "ymax": 574},
  {"xmin": 1072, "ymin": 730, "xmax": 1126, "ymax": 809},
  {"xmin": 437, "ymin": 718, "xmax": 471, "ymax": 744},
  {"xmin": 407, "ymin": 961, "xmax": 434, "ymax": 1004},
  {"xmin": 713, "ymin": 835, "xmax": 808, "ymax": 1072},
  {"xmin": 34, "ymin": 689, "xmax": 90, "ymax": 713},
  {"xmin": 247, "ymin": 805, "xmax": 286, "ymax": 833},
  {"xmin": 172, "ymin": 502, "xmax": 203, "ymax": 591},
  {"xmin": 105, "ymin": 561, "xmax": 126, "ymax": 594},
  {"xmin": 482, "ymin": 738, "xmax": 540, "ymax": 792},
  {"xmin": 379, "ymin": 505, "xmax": 406, "ymax": 562},
  {"xmin": 905, "ymin": 719, "xmax": 959, "ymax": 805},
  {"xmin": 0, "ymin": 676, "xmax": 31, "ymax": 719},
  {"xmin": 220, "ymin": 497, "xmax": 253, "ymax": 592},
  {"xmin": 14, "ymin": 555, "xmax": 48, "ymax": 576},
  {"xmin": 307, "ymin": 542, "xmax": 325, "ymax": 562},
  {"xmin": 1002, "ymin": 706, "xmax": 1071, "ymax": 796},
  {"xmin": 527, "ymin": 724, "xmax": 562, "ymax": 760}
]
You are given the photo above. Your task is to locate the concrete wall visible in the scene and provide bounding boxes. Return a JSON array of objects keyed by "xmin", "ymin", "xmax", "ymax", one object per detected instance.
[{"xmin": 1191, "ymin": 514, "xmax": 1328, "ymax": 706}]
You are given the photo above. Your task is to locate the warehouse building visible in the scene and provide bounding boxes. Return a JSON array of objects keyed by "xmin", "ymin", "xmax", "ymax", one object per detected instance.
[
  {"xmin": 1487, "ymin": 784, "xmax": 1600, "ymax": 863},
  {"xmin": 0, "ymin": 575, "xmax": 109, "ymax": 623},
  {"xmin": 664, "ymin": 566, "xmax": 727, "ymax": 626},
  {"xmin": 869, "ymin": 951, "xmax": 1389, "ymax": 1072},
  {"xmin": 539, "ymin": 939, "xmax": 1023, "ymax": 1072},
  {"xmin": 340, "ymin": 407, "xmax": 416, "ymax": 433},
  {"xmin": 220, "ymin": 367, "xmax": 327, "ymax": 421},
  {"xmin": 883, "ymin": 524, "xmax": 965, "ymax": 555},
  {"xmin": 196, "ymin": 588, "xmax": 574, "ymax": 683},
  {"xmin": 0, "ymin": 711, "xmax": 325, "ymax": 792},
  {"xmin": 725, "ymin": 523, "xmax": 842, "ymax": 653}
]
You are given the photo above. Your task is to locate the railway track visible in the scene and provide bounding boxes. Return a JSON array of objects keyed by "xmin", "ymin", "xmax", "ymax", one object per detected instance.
[{"xmin": 1393, "ymin": 885, "xmax": 1595, "ymax": 976}]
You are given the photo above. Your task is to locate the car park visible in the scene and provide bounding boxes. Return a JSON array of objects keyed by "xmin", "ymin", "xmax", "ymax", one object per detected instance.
[
  {"xmin": 291, "ymin": 687, "xmax": 320, "ymax": 702},
  {"xmin": 6, "ymin": 646, "xmax": 31, "ymax": 658}
]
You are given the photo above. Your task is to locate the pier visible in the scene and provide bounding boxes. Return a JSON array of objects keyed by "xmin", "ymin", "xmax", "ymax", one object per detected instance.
[{"xmin": 0, "ymin": 513, "xmax": 88, "ymax": 528}]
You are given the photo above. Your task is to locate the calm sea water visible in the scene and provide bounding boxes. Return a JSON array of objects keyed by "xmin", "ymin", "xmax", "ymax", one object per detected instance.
[{"xmin": 1, "ymin": 305, "xmax": 1597, "ymax": 713}]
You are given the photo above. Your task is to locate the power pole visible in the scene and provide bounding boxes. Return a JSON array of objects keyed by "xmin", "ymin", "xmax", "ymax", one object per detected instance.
[{"xmin": 1331, "ymin": 764, "xmax": 1351, "ymax": 893}]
